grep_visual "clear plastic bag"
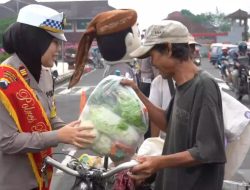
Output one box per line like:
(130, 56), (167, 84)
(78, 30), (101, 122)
(79, 75), (148, 162)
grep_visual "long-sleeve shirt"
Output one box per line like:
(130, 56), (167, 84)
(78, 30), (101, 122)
(0, 54), (64, 190)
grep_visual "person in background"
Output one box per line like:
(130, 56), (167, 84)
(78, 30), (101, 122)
(231, 41), (250, 100)
(0, 5), (95, 190)
(121, 20), (226, 190)
(148, 73), (174, 138)
(217, 46), (229, 78)
(218, 46), (229, 65)
(138, 57), (159, 97)
(138, 57), (159, 139)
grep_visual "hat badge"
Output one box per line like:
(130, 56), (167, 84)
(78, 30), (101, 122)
(40, 18), (63, 33)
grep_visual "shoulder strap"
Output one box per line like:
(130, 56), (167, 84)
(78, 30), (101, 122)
(165, 77), (175, 122)
(167, 77), (175, 97)
(166, 95), (174, 122)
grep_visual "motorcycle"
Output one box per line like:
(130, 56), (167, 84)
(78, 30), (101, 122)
(237, 63), (250, 101)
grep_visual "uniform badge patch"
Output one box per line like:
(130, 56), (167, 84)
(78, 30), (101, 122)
(4, 71), (17, 82)
(19, 66), (28, 78)
(0, 70), (18, 89)
(0, 79), (9, 89)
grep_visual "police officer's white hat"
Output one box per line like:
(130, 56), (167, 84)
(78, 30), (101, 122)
(17, 4), (67, 41)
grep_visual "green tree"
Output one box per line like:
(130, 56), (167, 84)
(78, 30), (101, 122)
(0, 17), (16, 47)
(181, 9), (195, 18)
(0, 52), (10, 63)
(208, 8), (231, 32)
(180, 9), (231, 32)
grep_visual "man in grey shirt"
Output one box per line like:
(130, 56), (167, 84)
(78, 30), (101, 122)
(121, 20), (226, 190)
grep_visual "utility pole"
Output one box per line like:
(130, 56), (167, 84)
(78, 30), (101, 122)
(0, 4), (17, 15)
(0, 0), (31, 16)
(16, 0), (19, 13)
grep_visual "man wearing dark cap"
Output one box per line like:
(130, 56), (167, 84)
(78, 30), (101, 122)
(121, 20), (226, 190)
(69, 9), (141, 88)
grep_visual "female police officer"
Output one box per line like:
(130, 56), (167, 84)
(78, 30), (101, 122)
(0, 4), (95, 190)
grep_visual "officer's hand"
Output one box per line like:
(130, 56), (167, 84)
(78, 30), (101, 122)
(57, 120), (96, 148)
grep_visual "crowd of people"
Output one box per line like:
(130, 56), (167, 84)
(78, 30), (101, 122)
(1, 3), (250, 190)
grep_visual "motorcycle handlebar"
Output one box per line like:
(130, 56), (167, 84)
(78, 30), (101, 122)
(44, 156), (138, 179)
(44, 156), (80, 177)
(103, 159), (138, 178)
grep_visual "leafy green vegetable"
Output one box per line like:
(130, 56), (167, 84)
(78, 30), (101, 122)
(114, 89), (147, 132)
(80, 75), (148, 162)
(86, 105), (140, 145)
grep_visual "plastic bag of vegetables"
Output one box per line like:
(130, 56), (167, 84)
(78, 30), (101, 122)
(79, 75), (148, 162)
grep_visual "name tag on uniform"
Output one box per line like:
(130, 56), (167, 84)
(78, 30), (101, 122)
(50, 98), (57, 118)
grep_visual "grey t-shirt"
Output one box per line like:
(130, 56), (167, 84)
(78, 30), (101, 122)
(154, 71), (226, 190)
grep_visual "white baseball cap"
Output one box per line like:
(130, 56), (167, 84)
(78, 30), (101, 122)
(130, 20), (189, 58)
(188, 34), (201, 46)
(17, 4), (67, 41)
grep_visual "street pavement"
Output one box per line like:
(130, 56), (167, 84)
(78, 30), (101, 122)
(51, 58), (250, 190)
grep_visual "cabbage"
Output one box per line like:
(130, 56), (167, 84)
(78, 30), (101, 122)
(80, 75), (148, 162)
(87, 106), (140, 145)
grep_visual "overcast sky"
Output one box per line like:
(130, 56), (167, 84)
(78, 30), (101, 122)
(108, 0), (250, 29)
(1, 0), (249, 30)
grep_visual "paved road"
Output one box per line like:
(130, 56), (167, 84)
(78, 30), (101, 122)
(50, 58), (250, 190)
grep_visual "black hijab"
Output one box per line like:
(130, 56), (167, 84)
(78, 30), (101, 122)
(3, 23), (53, 82)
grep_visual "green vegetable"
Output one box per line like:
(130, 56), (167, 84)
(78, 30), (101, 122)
(86, 105), (139, 145)
(114, 89), (147, 133)
(80, 75), (148, 162)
